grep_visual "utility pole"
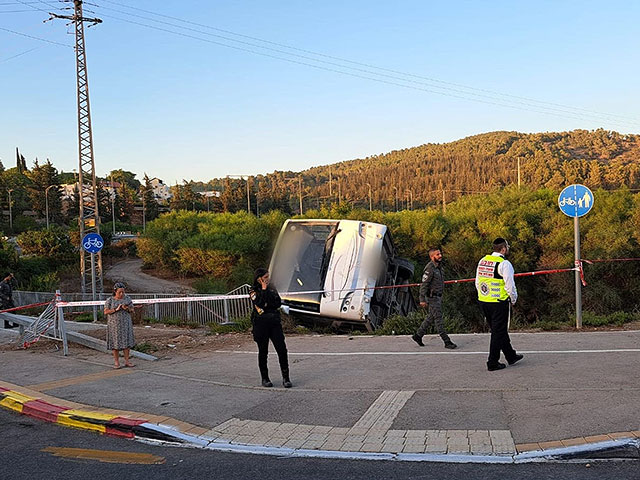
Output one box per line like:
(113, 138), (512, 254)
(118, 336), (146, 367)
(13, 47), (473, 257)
(329, 167), (332, 198)
(442, 189), (446, 214)
(517, 157), (521, 189)
(227, 175), (251, 213)
(366, 183), (372, 211)
(49, 1), (103, 297)
(298, 176), (303, 215)
(7, 189), (13, 233)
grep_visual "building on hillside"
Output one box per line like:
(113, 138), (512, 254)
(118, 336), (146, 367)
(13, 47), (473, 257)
(149, 177), (172, 204)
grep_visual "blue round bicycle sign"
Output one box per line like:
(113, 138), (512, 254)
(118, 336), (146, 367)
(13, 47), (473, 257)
(558, 184), (594, 218)
(82, 233), (104, 253)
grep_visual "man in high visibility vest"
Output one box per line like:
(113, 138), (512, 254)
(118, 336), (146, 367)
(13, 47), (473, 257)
(475, 238), (523, 371)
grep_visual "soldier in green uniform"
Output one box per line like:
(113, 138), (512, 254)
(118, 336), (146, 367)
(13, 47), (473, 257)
(412, 248), (457, 349)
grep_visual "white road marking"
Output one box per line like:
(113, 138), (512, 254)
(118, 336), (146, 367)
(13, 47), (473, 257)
(215, 349), (640, 356)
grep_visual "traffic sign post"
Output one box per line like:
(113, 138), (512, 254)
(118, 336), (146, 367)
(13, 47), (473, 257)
(82, 233), (104, 322)
(558, 184), (594, 329)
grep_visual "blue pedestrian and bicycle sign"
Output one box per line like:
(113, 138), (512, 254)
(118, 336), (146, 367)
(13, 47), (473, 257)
(82, 233), (104, 253)
(558, 184), (594, 218)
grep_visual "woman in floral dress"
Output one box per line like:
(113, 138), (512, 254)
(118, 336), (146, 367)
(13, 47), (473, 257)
(104, 282), (136, 369)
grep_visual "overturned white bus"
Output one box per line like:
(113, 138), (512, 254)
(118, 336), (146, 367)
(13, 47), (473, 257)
(269, 219), (416, 330)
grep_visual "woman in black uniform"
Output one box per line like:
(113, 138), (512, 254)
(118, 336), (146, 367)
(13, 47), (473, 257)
(250, 268), (292, 388)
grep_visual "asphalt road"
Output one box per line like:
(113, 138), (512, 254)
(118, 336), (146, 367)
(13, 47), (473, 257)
(104, 258), (195, 294)
(1, 410), (637, 480)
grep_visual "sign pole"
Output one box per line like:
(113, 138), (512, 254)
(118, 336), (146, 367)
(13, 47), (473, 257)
(90, 252), (97, 322)
(558, 184), (593, 330)
(574, 216), (582, 328)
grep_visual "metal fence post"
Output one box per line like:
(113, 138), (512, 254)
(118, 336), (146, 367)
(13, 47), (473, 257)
(223, 298), (229, 323)
(154, 294), (159, 321)
(186, 299), (192, 322)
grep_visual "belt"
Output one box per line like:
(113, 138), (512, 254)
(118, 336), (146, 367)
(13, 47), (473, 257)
(428, 293), (442, 298)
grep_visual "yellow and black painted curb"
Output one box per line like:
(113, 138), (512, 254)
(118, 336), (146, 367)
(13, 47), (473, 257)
(0, 382), (190, 443)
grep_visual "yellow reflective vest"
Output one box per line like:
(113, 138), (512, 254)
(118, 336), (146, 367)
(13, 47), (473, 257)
(476, 254), (509, 303)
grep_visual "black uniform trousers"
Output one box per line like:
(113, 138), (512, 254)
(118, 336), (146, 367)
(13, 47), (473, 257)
(480, 299), (517, 365)
(252, 315), (289, 380)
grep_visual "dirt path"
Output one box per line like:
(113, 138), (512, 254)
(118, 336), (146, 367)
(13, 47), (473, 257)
(104, 258), (195, 294)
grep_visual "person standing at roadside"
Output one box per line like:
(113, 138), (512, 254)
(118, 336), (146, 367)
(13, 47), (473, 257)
(411, 248), (457, 349)
(250, 268), (292, 388)
(1, 273), (17, 328)
(475, 238), (523, 371)
(104, 282), (136, 369)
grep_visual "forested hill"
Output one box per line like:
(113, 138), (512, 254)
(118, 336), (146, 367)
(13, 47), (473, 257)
(203, 129), (640, 212)
(302, 129), (640, 205)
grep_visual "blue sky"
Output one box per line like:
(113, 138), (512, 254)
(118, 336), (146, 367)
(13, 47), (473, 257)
(1, 0), (639, 185)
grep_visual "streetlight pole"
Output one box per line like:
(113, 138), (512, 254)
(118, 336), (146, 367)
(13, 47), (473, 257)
(366, 183), (372, 211)
(298, 176), (303, 215)
(45, 185), (55, 229)
(110, 175), (116, 236)
(141, 193), (146, 233)
(7, 189), (13, 233)
(227, 175), (251, 213)
(406, 189), (413, 210)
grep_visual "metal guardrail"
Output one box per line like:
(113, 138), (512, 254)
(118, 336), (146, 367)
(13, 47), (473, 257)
(13, 285), (252, 325)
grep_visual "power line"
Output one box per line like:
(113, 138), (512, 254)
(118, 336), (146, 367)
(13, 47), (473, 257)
(0, 25), (72, 46)
(83, 7), (640, 129)
(0, 46), (39, 62)
(94, 0), (640, 126)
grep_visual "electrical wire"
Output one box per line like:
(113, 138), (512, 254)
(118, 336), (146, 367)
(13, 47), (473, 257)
(0, 46), (39, 61)
(86, 7), (640, 130)
(0, 25), (72, 46)
(94, 0), (640, 125)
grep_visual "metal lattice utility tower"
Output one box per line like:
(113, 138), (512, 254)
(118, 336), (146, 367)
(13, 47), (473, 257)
(49, 1), (103, 295)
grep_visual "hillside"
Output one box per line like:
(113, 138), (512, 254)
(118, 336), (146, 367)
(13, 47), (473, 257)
(204, 129), (640, 212)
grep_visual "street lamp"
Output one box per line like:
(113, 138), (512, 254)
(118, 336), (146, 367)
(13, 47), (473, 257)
(227, 175), (251, 213)
(392, 186), (399, 212)
(45, 185), (56, 229)
(141, 193), (146, 233)
(7, 189), (13, 233)
(405, 189), (413, 210)
(110, 175), (116, 236)
(366, 183), (372, 211)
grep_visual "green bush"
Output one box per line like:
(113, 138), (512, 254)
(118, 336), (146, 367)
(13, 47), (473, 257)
(580, 310), (634, 327)
(17, 227), (74, 260)
(193, 276), (230, 294)
(22, 271), (59, 292)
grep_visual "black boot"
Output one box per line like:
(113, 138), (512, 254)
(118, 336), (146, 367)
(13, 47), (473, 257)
(411, 334), (425, 347)
(261, 377), (273, 387)
(441, 334), (457, 349)
(281, 368), (292, 388)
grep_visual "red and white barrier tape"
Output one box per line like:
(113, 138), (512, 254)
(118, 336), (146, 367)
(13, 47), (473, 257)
(12, 259), (634, 309)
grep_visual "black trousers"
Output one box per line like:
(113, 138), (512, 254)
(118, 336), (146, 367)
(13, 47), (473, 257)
(480, 300), (517, 365)
(253, 317), (289, 380)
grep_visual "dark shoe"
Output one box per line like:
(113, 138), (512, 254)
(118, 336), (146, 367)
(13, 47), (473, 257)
(444, 340), (457, 349)
(508, 354), (524, 365)
(411, 334), (424, 347)
(487, 362), (506, 371)
(281, 368), (292, 388)
(261, 378), (273, 387)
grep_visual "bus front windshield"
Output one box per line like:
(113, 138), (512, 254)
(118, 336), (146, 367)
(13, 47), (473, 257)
(271, 222), (338, 308)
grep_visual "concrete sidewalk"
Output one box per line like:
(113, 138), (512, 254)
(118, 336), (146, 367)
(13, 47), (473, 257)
(1, 330), (639, 462)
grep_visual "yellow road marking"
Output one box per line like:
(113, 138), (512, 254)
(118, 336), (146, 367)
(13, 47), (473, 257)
(42, 447), (165, 464)
(28, 368), (134, 392)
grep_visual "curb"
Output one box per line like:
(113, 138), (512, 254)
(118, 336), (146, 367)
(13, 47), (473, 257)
(1, 382), (638, 463)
